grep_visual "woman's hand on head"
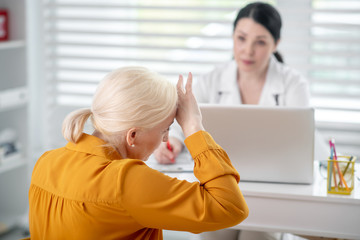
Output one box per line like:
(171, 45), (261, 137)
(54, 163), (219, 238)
(176, 73), (204, 138)
(153, 137), (183, 164)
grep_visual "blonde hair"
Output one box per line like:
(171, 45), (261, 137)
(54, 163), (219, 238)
(62, 66), (177, 144)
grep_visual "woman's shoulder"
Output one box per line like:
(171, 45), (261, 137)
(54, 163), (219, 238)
(270, 57), (307, 84)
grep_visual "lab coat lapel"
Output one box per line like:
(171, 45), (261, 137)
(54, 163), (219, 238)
(218, 60), (241, 104)
(259, 56), (285, 106)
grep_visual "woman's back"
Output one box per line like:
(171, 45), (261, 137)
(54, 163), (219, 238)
(29, 134), (159, 239)
(29, 133), (249, 239)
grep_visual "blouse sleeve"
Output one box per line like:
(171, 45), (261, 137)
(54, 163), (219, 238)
(120, 131), (249, 233)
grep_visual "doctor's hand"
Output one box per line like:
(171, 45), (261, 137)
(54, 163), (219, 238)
(176, 73), (204, 138)
(153, 137), (183, 164)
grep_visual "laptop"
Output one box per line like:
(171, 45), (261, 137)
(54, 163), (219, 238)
(200, 104), (315, 184)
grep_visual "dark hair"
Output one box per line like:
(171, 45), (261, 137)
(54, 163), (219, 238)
(233, 2), (284, 63)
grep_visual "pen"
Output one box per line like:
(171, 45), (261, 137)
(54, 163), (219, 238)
(342, 156), (354, 175)
(338, 156), (354, 186)
(329, 139), (338, 189)
(328, 140), (333, 191)
(273, 94), (279, 106)
(331, 142), (338, 189)
(167, 141), (175, 163)
(331, 139), (349, 191)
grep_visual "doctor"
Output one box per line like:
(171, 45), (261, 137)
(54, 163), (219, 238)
(154, 2), (310, 166)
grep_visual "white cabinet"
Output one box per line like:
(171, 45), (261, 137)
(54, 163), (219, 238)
(0, 0), (29, 234)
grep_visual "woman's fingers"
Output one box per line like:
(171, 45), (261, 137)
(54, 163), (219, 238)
(175, 72), (204, 138)
(154, 142), (176, 164)
(177, 74), (184, 94)
(178, 72), (193, 94)
(185, 72), (193, 93)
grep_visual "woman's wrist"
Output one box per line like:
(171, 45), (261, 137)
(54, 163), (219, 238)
(182, 123), (204, 138)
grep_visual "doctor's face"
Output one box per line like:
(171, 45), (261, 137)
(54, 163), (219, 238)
(233, 18), (278, 74)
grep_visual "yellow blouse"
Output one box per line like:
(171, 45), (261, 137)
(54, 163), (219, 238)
(29, 131), (248, 240)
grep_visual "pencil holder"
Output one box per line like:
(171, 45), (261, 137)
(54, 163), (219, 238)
(327, 156), (356, 195)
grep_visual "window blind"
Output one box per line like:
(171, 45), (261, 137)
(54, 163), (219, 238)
(308, 0), (360, 157)
(40, 0), (360, 158)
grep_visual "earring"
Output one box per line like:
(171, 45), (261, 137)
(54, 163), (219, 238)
(131, 144), (135, 147)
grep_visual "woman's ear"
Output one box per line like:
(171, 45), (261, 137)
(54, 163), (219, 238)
(126, 128), (138, 147)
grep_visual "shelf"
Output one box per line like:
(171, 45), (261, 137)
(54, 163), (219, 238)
(0, 152), (26, 174)
(0, 1), (29, 237)
(0, 87), (28, 112)
(0, 40), (25, 50)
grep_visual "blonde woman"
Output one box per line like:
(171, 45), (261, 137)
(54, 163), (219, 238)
(28, 67), (249, 239)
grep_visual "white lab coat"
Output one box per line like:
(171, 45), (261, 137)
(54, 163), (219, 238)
(171, 56), (311, 140)
(193, 56), (310, 106)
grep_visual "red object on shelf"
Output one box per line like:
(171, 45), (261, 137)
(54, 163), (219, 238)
(0, 9), (9, 41)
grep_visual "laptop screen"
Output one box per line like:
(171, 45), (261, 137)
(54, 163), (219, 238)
(200, 104), (315, 184)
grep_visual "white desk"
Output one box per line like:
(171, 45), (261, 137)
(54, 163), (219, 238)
(165, 162), (360, 239)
